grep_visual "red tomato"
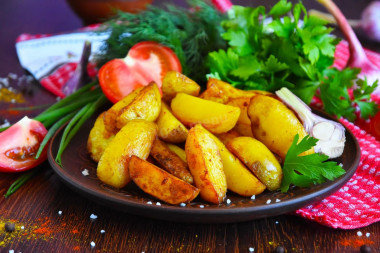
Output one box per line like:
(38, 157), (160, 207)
(0, 117), (48, 173)
(99, 41), (182, 103)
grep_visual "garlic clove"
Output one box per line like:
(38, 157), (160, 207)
(312, 121), (335, 141)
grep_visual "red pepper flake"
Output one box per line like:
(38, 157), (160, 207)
(340, 238), (374, 247)
(73, 246), (81, 251)
(72, 229), (79, 234)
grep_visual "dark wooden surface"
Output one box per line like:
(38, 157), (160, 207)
(0, 0), (379, 252)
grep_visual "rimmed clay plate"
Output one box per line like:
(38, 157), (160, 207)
(48, 109), (360, 223)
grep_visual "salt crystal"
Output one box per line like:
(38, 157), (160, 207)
(90, 241), (95, 248)
(58, 211), (62, 215)
(366, 232), (370, 237)
(90, 214), (97, 220)
(180, 203), (186, 207)
(100, 230), (105, 234)
(357, 231), (363, 237)
(21, 226), (24, 230)
(9, 250), (14, 253)
(266, 199), (271, 204)
(251, 195), (256, 200)
(156, 202), (161, 206)
(275, 199), (281, 203)
(199, 205), (204, 208)
(226, 199), (231, 205)
(147, 201), (152, 205)
(275, 221), (279, 224)
(82, 169), (89, 176)
(249, 247), (254, 252)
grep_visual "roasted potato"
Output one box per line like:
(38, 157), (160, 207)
(166, 144), (187, 163)
(97, 120), (157, 188)
(199, 78), (272, 103)
(226, 97), (254, 137)
(129, 156), (200, 204)
(116, 82), (161, 129)
(156, 102), (188, 143)
(203, 127), (266, 196)
(227, 137), (283, 191)
(150, 138), (193, 184)
(248, 95), (313, 159)
(87, 112), (115, 162)
(185, 124), (227, 204)
(162, 71), (200, 102)
(216, 130), (241, 145)
(171, 93), (240, 134)
(103, 87), (143, 133)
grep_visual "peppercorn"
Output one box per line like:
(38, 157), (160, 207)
(274, 245), (285, 253)
(360, 245), (372, 253)
(4, 222), (16, 232)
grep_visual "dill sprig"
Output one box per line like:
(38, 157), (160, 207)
(96, 0), (226, 84)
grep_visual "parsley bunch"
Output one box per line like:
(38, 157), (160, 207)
(207, 0), (378, 121)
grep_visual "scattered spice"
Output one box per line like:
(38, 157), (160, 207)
(73, 246), (81, 251)
(339, 238), (374, 247)
(4, 222), (16, 233)
(72, 229), (79, 234)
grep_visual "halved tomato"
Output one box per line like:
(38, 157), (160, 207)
(0, 116), (48, 173)
(99, 41), (182, 103)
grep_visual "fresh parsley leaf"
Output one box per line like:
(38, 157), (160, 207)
(269, 0), (292, 18)
(280, 134), (346, 192)
(353, 78), (379, 119)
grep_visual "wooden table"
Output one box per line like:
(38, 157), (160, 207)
(0, 0), (379, 252)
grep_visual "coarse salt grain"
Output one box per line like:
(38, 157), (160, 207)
(226, 199), (231, 205)
(251, 195), (256, 200)
(199, 205), (204, 208)
(249, 247), (254, 252)
(275, 221), (279, 224)
(357, 231), (363, 237)
(100, 230), (105, 234)
(58, 211), (62, 215)
(275, 199), (281, 203)
(180, 203), (186, 207)
(90, 241), (95, 248)
(147, 201), (152, 205)
(266, 199), (271, 204)
(21, 226), (24, 230)
(90, 214), (97, 220)
(366, 232), (370, 237)
(82, 169), (89, 176)
(156, 202), (161, 206)
(9, 250), (14, 253)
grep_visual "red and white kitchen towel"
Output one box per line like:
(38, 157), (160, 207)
(15, 30), (380, 229)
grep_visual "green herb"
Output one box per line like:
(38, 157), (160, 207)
(280, 134), (346, 192)
(4, 167), (42, 198)
(207, 0), (378, 121)
(97, 0), (226, 84)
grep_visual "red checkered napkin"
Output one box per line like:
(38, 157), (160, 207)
(16, 30), (380, 229)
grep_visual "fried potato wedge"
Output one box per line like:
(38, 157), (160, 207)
(166, 144), (187, 163)
(116, 82), (161, 129)
(162, 71), (200, 102)
(103, 87), (143, 133)
(156, 102), (188, 143)
(87, 112), (115, 162)
(203, 127), (266, 196)
(227, 137), (283, 191)
(216, 130), (241, 145)
(226, 97), (254, 137)
(185, 124), (227, 204)
(248, 95), (313, 159)
(150, 138), (193, 184)
(129, 156), (200, 205)
(199, 78), (272, 104)
(97, 120), (157, 189)
(171, 93), (240, 134)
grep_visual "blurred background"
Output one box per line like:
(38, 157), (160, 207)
(0, 0), (377, 77)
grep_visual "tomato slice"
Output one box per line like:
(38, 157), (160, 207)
(99, 41), (182, 103)
(0, 117), (48, 173)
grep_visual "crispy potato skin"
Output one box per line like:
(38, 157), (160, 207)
(227, 137), (283, 191)
(226, 97), (254, 137)
(203, 128), (266, 196)
(166, 144), (187, 163)
(248, 95), (312, 159)
(185, 124), (227, 204)
(129, 156), (199, 205)
(103, 87), (143, 133)
(97, 120), (157, 189)
(87, 112), (115, 162)
(156, 102), (188, 143)
(150, 138), (193, 185)
(171, 93), (240, 134)
(116, 82), (161, 129)
(162, 71), (200, 102)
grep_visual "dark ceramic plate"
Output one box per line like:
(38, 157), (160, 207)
(47, 110), (360, 223)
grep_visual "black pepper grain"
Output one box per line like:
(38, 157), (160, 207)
(4, 222), (16, 232)
(360, 245), (372, 253)
(274, 245), (285, 253)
